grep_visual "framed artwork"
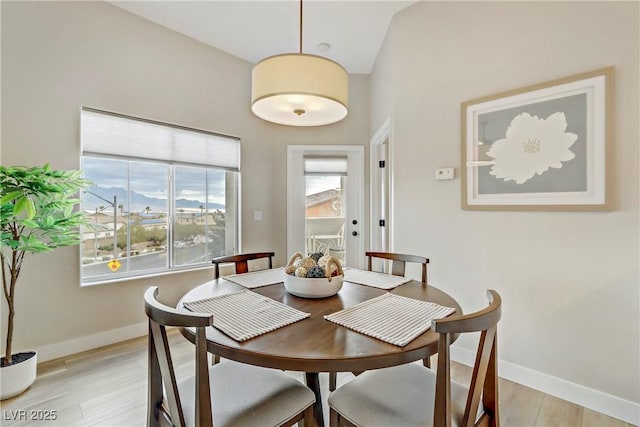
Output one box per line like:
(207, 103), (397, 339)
(461, 67), (613, 211)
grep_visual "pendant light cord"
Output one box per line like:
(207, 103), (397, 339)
(299, 0), (303, 54)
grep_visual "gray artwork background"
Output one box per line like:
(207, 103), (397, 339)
(476, 93), (587, 195)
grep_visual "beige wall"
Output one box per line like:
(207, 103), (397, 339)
(373, 0), (638, 407)
(1, 1), (369, 355)
(3, 0), (638, 419)
(369, 24), (393, 135)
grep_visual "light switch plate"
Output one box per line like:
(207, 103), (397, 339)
(435, 168), (454, 180)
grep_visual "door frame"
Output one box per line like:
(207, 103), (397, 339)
(370, 118), (393, 254)
(287, 145), (365, 268)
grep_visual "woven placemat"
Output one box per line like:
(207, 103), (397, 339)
(343, 268), (412, 289)
(325, 293), (455, 346)
(222, 268), (285, 289)
(183, 290), (310, 342)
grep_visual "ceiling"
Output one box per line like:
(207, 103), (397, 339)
(109, 1), (416, 74)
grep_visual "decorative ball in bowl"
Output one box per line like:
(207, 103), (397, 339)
(283, 252), (344, 298)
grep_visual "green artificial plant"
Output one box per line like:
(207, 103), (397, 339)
(1, 164), (91, 366)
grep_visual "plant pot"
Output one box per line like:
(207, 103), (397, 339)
(1, 351), (37, 400)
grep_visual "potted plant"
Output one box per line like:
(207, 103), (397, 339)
(1, 164), (91, 399)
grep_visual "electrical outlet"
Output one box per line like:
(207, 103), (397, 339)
(435, 168), (454, 181)
(253, 211), (263, 221)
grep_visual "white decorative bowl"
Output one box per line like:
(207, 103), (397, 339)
(283, 274), (344, 298)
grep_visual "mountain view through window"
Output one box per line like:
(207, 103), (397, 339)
(81, 157), (236, 284)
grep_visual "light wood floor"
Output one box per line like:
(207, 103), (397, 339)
(0, 330), (634, 427)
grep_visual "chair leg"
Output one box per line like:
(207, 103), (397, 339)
(329, 407), (339, 427)
(211, 353), (220, 366)
(147, 326), (163, 427)
(423, 356), (431, 368)
(329, 372), (337, 392)
(302, 406), (314, 427)
(329, 408), (357, 427)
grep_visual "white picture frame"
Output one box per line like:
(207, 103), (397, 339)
(461, 67), (613, 211)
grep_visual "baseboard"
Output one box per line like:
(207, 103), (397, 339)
(35, 322), (148, 363)
(451, 346), (640, 425)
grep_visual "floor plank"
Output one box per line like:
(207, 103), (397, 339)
(582, 408), (631, 427)
(535, 394), (583, 427)
(500, 377), (545, 427)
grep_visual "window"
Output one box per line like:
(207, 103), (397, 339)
(304, 156), (347, 263)
(80, 108), (239, 285)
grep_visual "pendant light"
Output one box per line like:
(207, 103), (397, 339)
(251, 0), (348, 126)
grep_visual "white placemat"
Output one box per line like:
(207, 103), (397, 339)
(324, 293), (455, 346)
(343, 268), (412, 290)
(223, 267), (285, 289)
(183, 290), (310, 342)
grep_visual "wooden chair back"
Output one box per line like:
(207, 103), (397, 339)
(365, 251), (429, 284)
(432, 289), (502, 427)
(144, 286), (214, 427)
(211, 252), (275, 279)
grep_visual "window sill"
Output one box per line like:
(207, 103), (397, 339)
(81, 265), (213, 287)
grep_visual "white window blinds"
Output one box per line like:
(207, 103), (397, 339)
(304, 156), (348, 176)
(81, 108), (240, 171)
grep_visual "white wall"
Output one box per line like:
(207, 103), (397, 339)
(0, 1), (369, 358)
(372, 0), (639, 420)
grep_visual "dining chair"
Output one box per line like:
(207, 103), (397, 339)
(144, 286), (315, 427)
(366, 251), (429, 284)
(369, 252), (433, 362)
(211, 252), (275, 279)
(328, 251), (431, 391)
(330, 223), (346, 256)
(328, 289), (502, 427)
(210, 252), (275, 365)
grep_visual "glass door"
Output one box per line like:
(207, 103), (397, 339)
(287, 146), (364, 268)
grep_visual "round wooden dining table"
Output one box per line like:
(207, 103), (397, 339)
(178, 277), (461, 427)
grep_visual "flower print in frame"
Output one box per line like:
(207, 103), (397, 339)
(461, 67), (612, 211)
